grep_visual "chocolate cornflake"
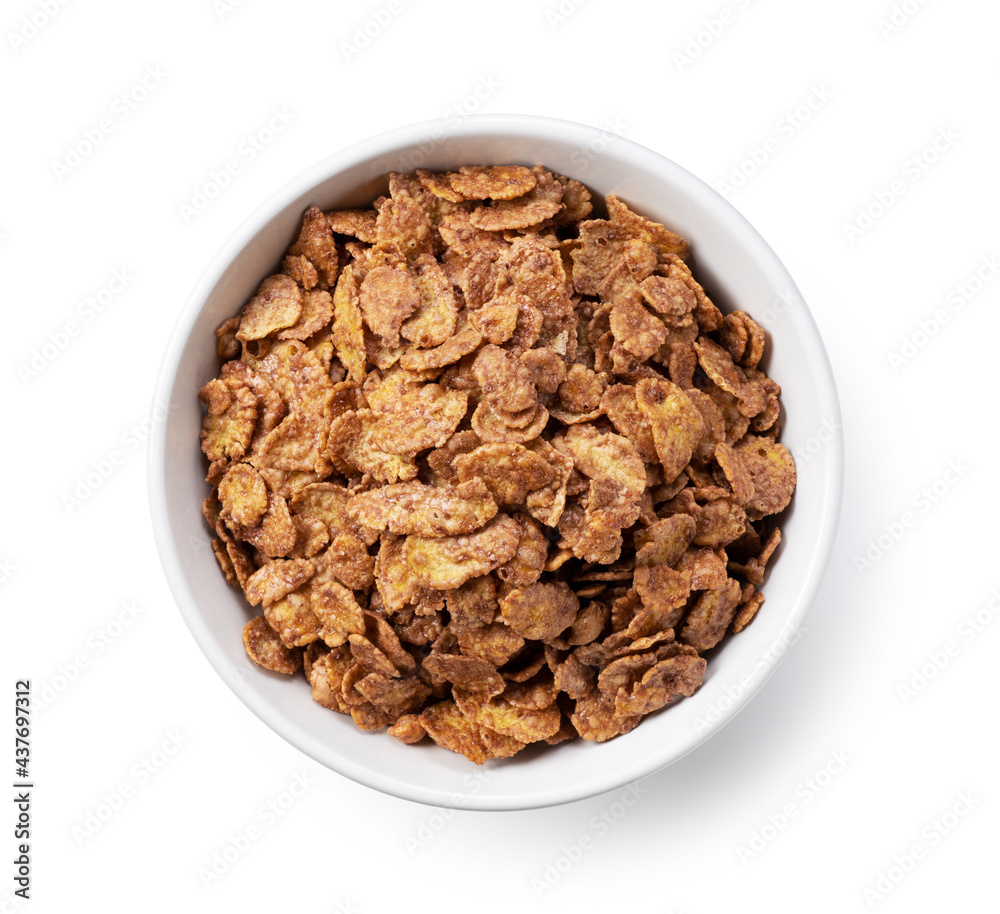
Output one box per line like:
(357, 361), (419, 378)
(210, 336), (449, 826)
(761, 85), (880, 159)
(200, 164), (797, 763)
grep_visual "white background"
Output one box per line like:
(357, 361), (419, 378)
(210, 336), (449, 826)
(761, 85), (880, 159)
(3, 0), (998, 911)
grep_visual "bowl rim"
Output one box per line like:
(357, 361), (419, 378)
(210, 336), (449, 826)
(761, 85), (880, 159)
(148, 113), (844, 810)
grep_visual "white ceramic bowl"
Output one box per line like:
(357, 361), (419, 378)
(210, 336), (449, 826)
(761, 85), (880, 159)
(149, 114), (842, 810)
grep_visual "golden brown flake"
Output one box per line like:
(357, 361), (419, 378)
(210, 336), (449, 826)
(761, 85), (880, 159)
(331, 264), (367, 384)
(401, 253), (458, 348)
(504, 669), (558, 710)
(599, 384), (658, 464)
(680, 579), (743, 651)
(606, 195), (689, 253)
(469, 167), (563, 231)
(453, 690), (561, 743)
(199, 377), (258, 464)
(264, 590), (322, 648)
(311, 580), (366, 644)
(470, 400), (549, 445)
(420, 700), (524, 764)
(370, 384), (468, 456)
(348, 633), (400, 679)
(422, 653), (505, 696)
(554, 424), (646, 504)
(521, 347), (567, 394)
(694, 336), (766, 417)
(415, 169), (466, 203)
(282, 254), (318, 291)
(614, 652), (706, 716)
(634, 378), (706, 482)
(325, 208), (378, 243)
(553, 651), (597, 699)
(288, 514), (330, 559)
(692, 496), (747, 548)
(374, 184), (434, 263)
(289, 205), (340, 288)
(633, 565), (692, 630)
(359, 264), (421, 347)
(217, 462), (268, 528)
(236, 275), (303, 342)
(275, 289), (334, 341)
(732, 436), (797, 519)
(243, 616), (302, 674)
(426, 429), (481, 486)
(472, 343), (538, 414)
(402, 514), (521, 590)
(215, 317), (241, 360)
(500, 582), (579, 642)
(243, 557), (314, 607)
(328, 410), (418, 484)
(523, 437), (574, 527)
(347, 479), (497, 536)
(496, 514), (549, 587)
(356, 672), (432, 717)
(638, 274), (697, 321)
(557, 363), (604, 415)
(610, 291), (668, 361)
(732, 588), (766, 633)
(455, 443), (554, 505)
(445, 575), (498, 633)
(387, 713), (427, 744)
(239, 492), (298, 559)
(449, 165), (537, 200)
(570, 689), (641, 742)
(456, 622), (526, 667)
(398, 317), (482, 370)
(374, 534), (425, 612)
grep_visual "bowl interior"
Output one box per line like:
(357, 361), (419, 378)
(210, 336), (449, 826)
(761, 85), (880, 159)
(150, 115), (842, 810)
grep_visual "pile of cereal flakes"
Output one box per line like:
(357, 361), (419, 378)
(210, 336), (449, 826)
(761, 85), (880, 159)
(199, 165), (796, 764)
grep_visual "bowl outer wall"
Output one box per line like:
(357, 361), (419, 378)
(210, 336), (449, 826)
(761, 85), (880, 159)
(149, 114), (843, 810)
